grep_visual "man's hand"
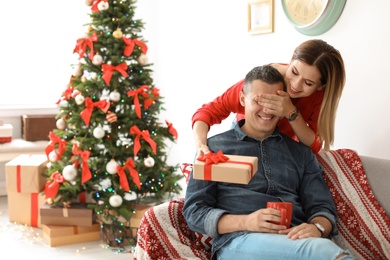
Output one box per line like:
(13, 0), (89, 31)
(278, 223), (322, 239)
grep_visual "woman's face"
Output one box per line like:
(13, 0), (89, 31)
(285, 60), (324, 98)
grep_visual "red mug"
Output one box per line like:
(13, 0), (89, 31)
(266, 201), (293, 228)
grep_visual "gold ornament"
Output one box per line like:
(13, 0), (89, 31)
(113, 28), (123, 39)
(47, 198), (53, 205)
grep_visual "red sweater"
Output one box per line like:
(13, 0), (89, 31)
(192, 79), (324, 153)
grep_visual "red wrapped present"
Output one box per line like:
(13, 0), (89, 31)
(5, 154), (48, 193)
(193, 150), (258, 184)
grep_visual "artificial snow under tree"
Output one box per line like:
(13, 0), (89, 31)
(43, 0), (182, 246)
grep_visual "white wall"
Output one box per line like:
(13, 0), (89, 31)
(134, 0), (390, 166)
(2, 1), (389, 192)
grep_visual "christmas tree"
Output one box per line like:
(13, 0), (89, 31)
(43, 0), (182, 245)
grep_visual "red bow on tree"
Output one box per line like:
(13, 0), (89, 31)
(45, 171), (65, 199)
(45, 131), (67, 160)
(73, 32), (97, 60)
(130, 125), (157, 157)
(71, 144), (92, 184)
(80, 97), (110, 126)
(126, 85), (153, 118)
(165, 120), (178, 140)
(101, 63), (128, 85)
(123, 37), (148, 56)
(116, 158), (141, 190)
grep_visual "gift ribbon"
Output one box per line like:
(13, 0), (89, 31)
(71, 143), (92, 184)
(130, 125), (157, 156)
(45, 171), (65, 199)
(30, 193), (39, 227)
(101, 63), (128, 85)
(16, 165), (21, 193)
(45, 131), (67, 159)
(62, 201), (71, 217)
(165, 120), (178, 140)
(80, 97), (110, 126)
(123, 37), (148, 56)
(73, 32), (97, 60)
(126, 85), (152, 118)
(197, 150), (255, 181)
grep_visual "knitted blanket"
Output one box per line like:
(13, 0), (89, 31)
(134, 149), (390, 260)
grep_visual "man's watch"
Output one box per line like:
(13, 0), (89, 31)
(286, 106), (299, 122)
(313, 222), (325, 237)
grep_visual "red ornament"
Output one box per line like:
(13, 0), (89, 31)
(106, 112), (117, 123)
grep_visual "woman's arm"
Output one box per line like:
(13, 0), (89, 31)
(192, 80), (245, 153)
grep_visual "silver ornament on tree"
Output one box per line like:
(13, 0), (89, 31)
(109, 90), (121, 102)
(92, 54), (103, 65)
(75, 94), (85, 105)
(48, 151), (58, 162)
(106, 159), (119, 174)
(56, 118), (66, 130)
(98, 1), (109, 11)
(62, 165), (78, 181)
(137, 53), (148, 65)
(109, 194), (123, 207)
(144, 157), (155, 167)
(93, 126), (105, 139)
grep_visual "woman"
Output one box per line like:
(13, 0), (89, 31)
(192, 39), (346, 154)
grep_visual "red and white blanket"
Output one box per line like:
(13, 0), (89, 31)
(134, 149), (390, 260)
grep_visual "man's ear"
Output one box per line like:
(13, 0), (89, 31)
(239, 91), (245, 107)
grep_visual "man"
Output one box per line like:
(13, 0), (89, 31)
(183, 65), (353, 260)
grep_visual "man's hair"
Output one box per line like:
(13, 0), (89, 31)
(243, 65), (285, 94)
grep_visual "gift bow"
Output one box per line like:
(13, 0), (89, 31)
(126, 85), (153, 118)
(101, 63), (128, 85)
(130, 125), (157, 156)
(197, 150), (229, 165)
(123, 37), (148, 56)
(73, 32), (97, 60)
(165, 120), (178, 140)
(71, 144), (92, 184)
(45, 171), (65, 199)
(116, 158), (141, 190)
(45, 131), (67, 159)
(80, 97), (110, 126)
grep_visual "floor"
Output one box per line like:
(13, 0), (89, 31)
(0, 196), (134, 260)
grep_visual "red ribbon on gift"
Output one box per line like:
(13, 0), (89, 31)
(30, 193), (39, 227)
(91, 0), (108, 12)
(80, 97), (110, 126)
(45, 131), (67, 159)
(71, 144), (92, 184)
(45, 171), (65, 199)
(123, 37), (148, 56)
(126, 85), (152, 118)
(116, 158), (141, 190)
(165, 120), (178, 140)
(101, 62), (128, 85)
(73, 32), (97, 60)
(197, 150), (255, 181)
(130, 125), (157, 156)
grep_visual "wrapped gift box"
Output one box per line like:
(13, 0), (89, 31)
(22, 114), (57, 141)
(0, 123), (13, 143)
(40, 203), (95, 227)
(7, 191), (46, 228)
(42, 223), (101, 247)
(5, 154), (48, 193)
(193, 154), (258, 184)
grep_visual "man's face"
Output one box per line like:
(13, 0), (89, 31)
(240, 80), (284, 140)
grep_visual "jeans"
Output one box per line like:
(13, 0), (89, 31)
(216, 233), (354, 260)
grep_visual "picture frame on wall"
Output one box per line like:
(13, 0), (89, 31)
(248, 0), (274, 34)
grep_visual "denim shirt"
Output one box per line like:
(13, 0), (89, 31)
(183, 120), (338, 259)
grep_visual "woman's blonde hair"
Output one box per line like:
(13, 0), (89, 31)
(292, 39), (346, 151)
